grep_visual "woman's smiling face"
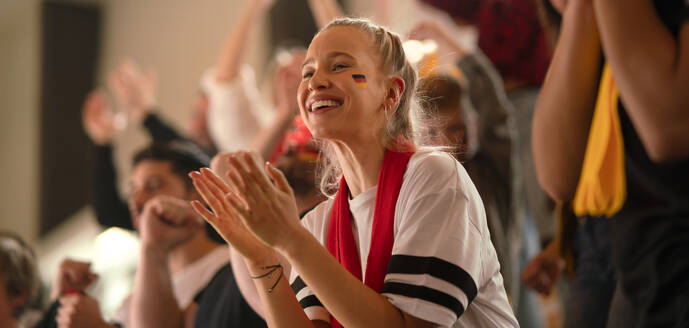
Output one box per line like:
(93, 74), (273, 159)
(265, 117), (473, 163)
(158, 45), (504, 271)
(298, 26), (390, 143)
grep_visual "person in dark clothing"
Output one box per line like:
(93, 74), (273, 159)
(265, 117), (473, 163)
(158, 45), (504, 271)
(84, 57), (216, 231)
(83, 87), (225, 245)
(193, 264), (266, 328)
(532, 0), (689, 326)
(522, 3), (617, 327)
(90, 109), (189, 230)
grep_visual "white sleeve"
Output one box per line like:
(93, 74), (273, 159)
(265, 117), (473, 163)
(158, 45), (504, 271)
(383, 153), (488, 328)
(200, 66), (265, 152)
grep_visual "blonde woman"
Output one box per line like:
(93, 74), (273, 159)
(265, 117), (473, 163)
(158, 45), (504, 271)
(191, 18), (517, 328)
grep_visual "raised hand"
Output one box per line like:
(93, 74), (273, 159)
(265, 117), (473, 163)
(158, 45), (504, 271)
(108, 59), (157, 123)
(521, 241), (564, 295)
(189, 165), (275, 265)
(138, 195), (204, 252)
(51, 259), (98, 301)
(81, 90), (116, 145)
(56, 294), (113, 328)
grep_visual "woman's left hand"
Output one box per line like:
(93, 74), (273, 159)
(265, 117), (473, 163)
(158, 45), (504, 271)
(224, 151), (304, 254)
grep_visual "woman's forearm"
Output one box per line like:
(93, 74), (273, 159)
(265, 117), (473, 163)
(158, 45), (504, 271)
(243, 251), (316, 328)
(308, 0), (344, 29)
(276, 228), (429, 328)
(215, 1), (271, 82)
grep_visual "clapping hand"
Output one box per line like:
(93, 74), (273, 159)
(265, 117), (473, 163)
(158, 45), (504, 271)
(190, 152), (302, 263)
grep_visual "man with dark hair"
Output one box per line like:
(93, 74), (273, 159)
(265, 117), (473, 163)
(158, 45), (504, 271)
(49, 142), (265, 328)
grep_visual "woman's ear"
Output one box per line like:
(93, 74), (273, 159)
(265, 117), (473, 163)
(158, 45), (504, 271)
(385, 76), (405, 111)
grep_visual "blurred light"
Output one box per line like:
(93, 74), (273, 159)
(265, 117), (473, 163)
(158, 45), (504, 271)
(94, 227), (139, 271)
(403, 39), (438, 65)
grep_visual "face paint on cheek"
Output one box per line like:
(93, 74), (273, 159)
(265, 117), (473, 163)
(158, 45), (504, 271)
(352, 74), (368, 88)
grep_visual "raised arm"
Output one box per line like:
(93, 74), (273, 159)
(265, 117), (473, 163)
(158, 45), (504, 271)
(250, 53), (304, 159)
(108, 61), (185, 142)
(81, 90), (134, 229)
(593, 0), (689, 162)
(214, 0), (275, 82)
(308, 0), (345, 29)
(532, 1), (601, 202)
(204, 0), (280, 152)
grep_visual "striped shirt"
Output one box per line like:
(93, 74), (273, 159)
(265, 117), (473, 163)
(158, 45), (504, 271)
(290, 151), (518, 327)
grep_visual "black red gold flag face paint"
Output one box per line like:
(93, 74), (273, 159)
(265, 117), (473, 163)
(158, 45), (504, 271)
(352, 74), (368, 88)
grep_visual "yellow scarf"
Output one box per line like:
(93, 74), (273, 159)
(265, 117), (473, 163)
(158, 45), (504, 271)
(572, 64), (626, 217)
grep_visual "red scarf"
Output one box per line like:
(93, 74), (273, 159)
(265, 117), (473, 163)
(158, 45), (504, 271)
(326, 149), (413, 328)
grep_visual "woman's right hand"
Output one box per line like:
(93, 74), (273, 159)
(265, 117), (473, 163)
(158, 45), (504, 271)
(189, 167), (276, 265)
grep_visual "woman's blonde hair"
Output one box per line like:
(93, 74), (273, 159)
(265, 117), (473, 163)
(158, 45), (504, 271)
(315, 18), (436, 196)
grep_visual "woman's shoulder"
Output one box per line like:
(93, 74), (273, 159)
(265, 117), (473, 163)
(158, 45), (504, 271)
(403, 149), (473, 194)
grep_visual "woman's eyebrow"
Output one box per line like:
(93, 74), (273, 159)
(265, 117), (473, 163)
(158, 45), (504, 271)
(327, 52), (355, 61)
(302, 52), (356, 68)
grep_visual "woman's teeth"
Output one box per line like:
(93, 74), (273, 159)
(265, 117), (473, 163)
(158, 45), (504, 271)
(311, 100), (342, 112)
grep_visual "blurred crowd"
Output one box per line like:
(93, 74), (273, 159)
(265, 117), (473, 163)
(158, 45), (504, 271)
(2, 0), (688, 327)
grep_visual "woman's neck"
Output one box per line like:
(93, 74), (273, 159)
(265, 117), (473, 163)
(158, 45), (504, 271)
(332, 139), (386, 198)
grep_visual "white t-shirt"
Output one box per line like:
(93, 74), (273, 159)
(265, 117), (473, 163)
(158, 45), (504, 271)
(289, 151), (518, 327)
(200, 65), (270, 152)
(113, 246), (230, 326)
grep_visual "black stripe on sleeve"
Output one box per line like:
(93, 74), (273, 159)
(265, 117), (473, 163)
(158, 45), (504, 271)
(291, 276), (324, 310)
(290, 275), (307, 296)
(299, 295), (324, 310)
(382, 281), (465, 318)
(386, 255), (478, 303)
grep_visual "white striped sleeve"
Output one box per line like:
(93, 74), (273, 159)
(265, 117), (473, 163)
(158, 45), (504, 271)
(383, 153), (487, 327)
(289, 271), (330, 322)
